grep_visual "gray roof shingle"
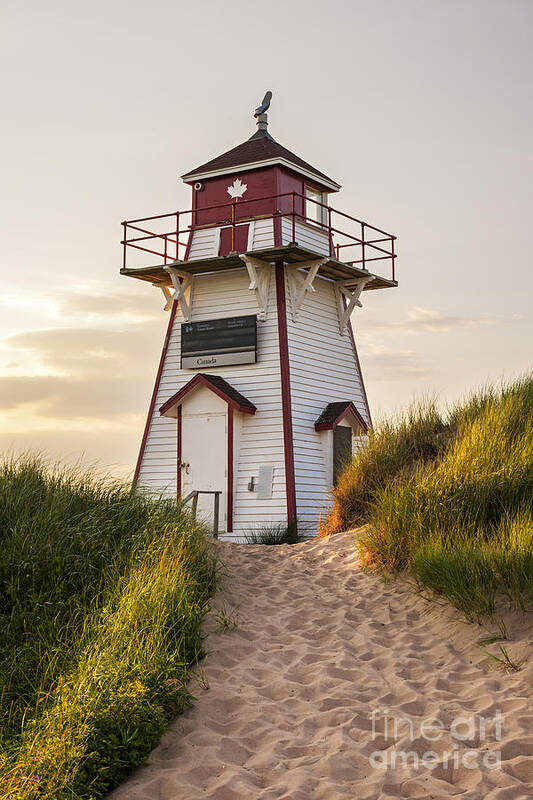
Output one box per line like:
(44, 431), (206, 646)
(182, 129), (339, 188)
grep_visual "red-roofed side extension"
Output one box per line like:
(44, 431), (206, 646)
(314, 401), (368, 432)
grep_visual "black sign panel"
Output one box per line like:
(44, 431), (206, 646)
(181, 315), (257, 369)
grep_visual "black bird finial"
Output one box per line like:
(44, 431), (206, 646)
(254, 91), (272, 118)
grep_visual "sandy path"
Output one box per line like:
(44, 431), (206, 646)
(110, 532), (533, 799)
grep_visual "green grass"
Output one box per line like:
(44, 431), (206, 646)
(322, 374), (533, 620)
(0, 455), (216, 799)
(244, 521), (300, 545)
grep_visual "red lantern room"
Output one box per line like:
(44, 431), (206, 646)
(121, 92), (397, 540)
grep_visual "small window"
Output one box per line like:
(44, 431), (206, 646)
(305, 186), (327, 226)
(333, 425), (352, 486)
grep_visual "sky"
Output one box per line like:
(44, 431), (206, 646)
(1, 0), (531, 477)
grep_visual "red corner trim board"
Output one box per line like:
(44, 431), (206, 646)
(275, 263), (297, 525)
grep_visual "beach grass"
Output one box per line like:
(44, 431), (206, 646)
(0, 455), (216, 799)
(321, 374), (533, 619)
(244, 521), (300, 545)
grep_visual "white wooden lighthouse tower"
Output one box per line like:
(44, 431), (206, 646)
(121, 93), (397, 540)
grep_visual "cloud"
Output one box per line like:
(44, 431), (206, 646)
(0, 375), (148, 418)
(363, 306), (517, 334)
(57, 290), (162, 321)
(362, 347), (431, 381)
(0, 322), (166, 419)
(0, 280), (168, 465)
(6, 325), (163, 378)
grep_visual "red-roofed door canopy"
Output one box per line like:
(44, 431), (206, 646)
(159, 373), (256, 418)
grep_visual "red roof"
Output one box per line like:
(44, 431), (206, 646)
(159, 373), (256, 416)
(314, 402), (368, 432)
(181, 129), (339, 189)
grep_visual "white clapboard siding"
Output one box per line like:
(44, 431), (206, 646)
(186, 218), (274, 263)
(186, 216), (327, 265)
(353, 434), (369, 456)
(286, 273), (368, 535)
(136, 267), (287, 542)
(187, 227), (220, 260)
(281, 217), (330, 256)
(251, 218), (275, 250)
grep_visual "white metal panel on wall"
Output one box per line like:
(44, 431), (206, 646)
(286, 273), (369, 535)
(187, 228), (220, 260)
(136, 267), (287, 541)
(281, 217), (330, 256)
(251, 218), (275, 251)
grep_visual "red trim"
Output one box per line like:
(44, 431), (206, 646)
(227, 405), (234, 532)
(177, 404), (182, 499)
(344, 297), (372, 428)
(275, 263), (297, 525)
(315, 402), (368, 432)
(273, 213), (282, 246)
(133, 302), (178, 486)
(159, 373), (256, 416)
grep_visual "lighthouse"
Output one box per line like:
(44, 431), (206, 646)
(121, 93), (397, 540)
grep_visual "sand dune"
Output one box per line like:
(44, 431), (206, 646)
(109, 531), (533, 799)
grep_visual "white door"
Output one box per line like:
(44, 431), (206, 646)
(181, 412), (227, 532)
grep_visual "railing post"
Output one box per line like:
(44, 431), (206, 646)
(328, 206), (333, 257)
(213, 493), (220, 539)
(176, 211), (180, 261)
(391, 237), (395, 282)
(291, 192), (296, 243)
(163, 234), (168, 264)
(361, 222), (366, 271)
(122, 222), (127, 269)
(231, 201), (236, 251)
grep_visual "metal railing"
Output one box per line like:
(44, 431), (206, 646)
(121, 191), (397, 281)
(181, 490), (221, 539)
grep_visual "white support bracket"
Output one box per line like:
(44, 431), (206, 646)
(239, 254), (272, 321)
(157, 284), (174, 312)
(286, 259), (328, 321)
(163, 266), (194, 320)
(334, 276), (374, 333)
